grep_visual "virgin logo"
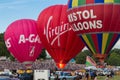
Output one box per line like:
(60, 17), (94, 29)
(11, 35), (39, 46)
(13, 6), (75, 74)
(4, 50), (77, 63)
(44, 16), (71, 46)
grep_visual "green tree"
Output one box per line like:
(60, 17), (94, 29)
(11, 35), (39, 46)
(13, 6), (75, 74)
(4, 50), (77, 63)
(75, 52), (86, 64)
(110, 48), (120, 55)
(83, 50), (93, 56)
(9, 55), (15, 61)
(107, 52), (120, 66)
(0, 33), (4, 42)
(37, 48), (47, 60)
(75, 50), (93, 64)
(0, 33), (10, 57)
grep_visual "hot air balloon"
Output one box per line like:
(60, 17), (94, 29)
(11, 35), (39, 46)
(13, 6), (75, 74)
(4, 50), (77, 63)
(37, 5), (84, 69)
(67, 0), (120, 64)
(4, 19), (43, 68)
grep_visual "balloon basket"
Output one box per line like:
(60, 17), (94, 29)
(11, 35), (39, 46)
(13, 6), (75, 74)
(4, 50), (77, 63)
(94, 54), (107, 68)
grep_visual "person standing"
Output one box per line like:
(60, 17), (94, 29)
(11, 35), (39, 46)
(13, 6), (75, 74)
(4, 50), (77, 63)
(93, 71), (97, 80)
(85, 71), (90, 80)
(54, 74), (60, 80)
(105, 75), (110, 80)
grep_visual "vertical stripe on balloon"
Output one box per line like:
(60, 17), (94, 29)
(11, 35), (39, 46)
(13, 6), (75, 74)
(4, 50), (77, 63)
(95, 0), (104, 3)
(78, 0), (86, 6)
(72, 0), (78, 7)
(91, 34), (99, 53)
(86, 34), (96, 53)
(80, 35), (93, 54)
(102, 33), (109, 54)
(86, 0), (94, 4)
(105, 0), (114, 3)
(79, 35), (92, 52)
(106, 33), (120, 54)
(81, 34), (96, 54)
(104, 33), (113, 54)
(114, 0), (120, 3)
(97, 33), (102, 54)
(68, 0), (73, 8)
(68, 0), (120, 9)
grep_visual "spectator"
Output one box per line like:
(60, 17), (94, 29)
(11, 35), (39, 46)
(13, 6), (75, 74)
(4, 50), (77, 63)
(110, 70), (114, 78)
(85, 71), (90, 80)
(93, 71), (97, 80)
(76, 74), (82, 80)
(54, 74), (60, 80)
(105, 75), (110, 80)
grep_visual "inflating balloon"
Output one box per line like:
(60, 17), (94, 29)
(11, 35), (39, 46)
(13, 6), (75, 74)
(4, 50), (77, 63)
(67, 0), (120, 63)
(37, 5), (84, 69)
(4, 19), (43, 68)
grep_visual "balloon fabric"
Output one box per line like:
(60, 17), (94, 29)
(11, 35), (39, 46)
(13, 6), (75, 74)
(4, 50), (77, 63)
(4, 19), (43, 68)
(37, 5), (84, 69)
(67, 0), (120, 62)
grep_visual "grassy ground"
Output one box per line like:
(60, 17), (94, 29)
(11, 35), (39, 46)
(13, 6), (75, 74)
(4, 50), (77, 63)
(81, 75), (120, 80)
(97, 75), (120, 80)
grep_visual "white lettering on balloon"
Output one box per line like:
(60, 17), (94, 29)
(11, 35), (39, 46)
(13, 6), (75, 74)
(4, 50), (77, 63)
(44, 16), (71, 46)
(68, 9), (103, 31)
(5, 38), (11, 48)
(29, 46), (35, 57)
(18, 34), (41, 44)
(5, 35), (40, 57)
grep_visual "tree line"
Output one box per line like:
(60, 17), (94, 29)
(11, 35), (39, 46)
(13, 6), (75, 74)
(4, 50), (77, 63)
(75, 49), (120, 66)
(1, 33), (120, 66)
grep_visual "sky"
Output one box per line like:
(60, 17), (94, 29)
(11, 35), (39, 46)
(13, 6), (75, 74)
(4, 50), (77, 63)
(0, 0), (120, 49)
(0, 0), (67, 33)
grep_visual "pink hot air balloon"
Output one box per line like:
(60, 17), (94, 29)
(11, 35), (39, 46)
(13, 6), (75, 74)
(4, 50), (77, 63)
(4, 19), (43, 67)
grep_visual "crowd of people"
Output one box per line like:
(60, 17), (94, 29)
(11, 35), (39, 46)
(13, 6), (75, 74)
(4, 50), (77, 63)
(0, 60), (85, 70)
(0, 60), (86, 80)
(0, 60), (116, 80)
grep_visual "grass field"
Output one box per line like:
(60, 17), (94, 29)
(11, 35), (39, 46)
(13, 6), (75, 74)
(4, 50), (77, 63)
(81, 75), (120, 80)
(97, 75), (120, 80)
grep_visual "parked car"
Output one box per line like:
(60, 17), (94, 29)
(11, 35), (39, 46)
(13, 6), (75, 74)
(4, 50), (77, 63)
(0, 76), (10, 80)
(102, 70), (110, 76)
(50, 71), (77, 80)
(97, 68), (110, 76)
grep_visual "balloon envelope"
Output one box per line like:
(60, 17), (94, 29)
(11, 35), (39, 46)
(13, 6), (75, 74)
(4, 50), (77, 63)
(67, 0), (120, 62)
(37, 5), (84, 68)
(4, 19), (43, 66)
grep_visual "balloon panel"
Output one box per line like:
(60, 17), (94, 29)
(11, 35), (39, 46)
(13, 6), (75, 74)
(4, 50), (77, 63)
(4, 19), (43, 63)
(67, 4), (120, 34)
(68, 0), (120, 9)
(67, 0), (120, 61)
(80, 33), (119, 56)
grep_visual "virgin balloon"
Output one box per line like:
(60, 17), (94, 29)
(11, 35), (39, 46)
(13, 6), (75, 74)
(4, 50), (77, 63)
(37, 5), (84, 69)
(4, 19), (43, 68)
(67, 0), (120, 64)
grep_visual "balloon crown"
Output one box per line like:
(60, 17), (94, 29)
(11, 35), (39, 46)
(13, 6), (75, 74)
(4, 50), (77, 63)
(68, 0), (120, 9)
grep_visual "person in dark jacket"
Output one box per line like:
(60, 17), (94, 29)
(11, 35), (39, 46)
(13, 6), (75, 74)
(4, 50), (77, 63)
(54, 74), (60, 80)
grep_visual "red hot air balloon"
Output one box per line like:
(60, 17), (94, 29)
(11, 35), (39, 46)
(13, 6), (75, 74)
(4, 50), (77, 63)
(4, 19), (43, 67)
(37, 5), (84, 69)
(67, 0), (120, 63)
